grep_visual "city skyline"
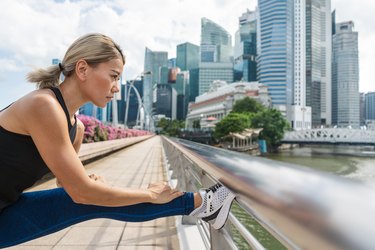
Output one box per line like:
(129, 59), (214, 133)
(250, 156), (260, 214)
(0, 0), (373, 109)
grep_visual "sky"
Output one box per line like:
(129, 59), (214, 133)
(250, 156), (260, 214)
(0, 0), (374, 109)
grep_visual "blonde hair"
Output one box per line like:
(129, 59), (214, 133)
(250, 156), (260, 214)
(27, 33), (125, 89)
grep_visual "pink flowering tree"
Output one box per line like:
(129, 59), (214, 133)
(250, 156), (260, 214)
(77, 115), (152, 143)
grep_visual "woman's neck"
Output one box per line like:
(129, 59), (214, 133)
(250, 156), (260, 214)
(58, 79), (86, 117)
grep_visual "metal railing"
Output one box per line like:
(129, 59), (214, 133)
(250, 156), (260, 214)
(161, 136), (375, 250)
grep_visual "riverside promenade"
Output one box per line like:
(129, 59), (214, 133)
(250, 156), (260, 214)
(5, 136), (182, 250)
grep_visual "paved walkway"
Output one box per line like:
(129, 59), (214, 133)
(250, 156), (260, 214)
(6, 136), (180, 250)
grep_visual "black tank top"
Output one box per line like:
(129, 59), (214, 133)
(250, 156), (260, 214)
(0, 87), (77, 211)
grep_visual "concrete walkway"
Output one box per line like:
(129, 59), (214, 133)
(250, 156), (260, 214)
(6, 136), (180, 250)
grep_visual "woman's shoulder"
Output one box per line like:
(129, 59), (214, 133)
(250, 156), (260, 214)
(0, 89), (64, 135)
(18, 89), (61, 113)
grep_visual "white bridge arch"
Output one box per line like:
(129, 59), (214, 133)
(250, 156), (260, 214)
(282, 128), (375, 146)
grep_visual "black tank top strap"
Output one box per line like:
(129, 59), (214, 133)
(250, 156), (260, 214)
(0, 103), (14, 112)
(49, 87), (77, 143)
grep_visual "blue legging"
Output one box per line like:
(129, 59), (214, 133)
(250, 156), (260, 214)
(0, 188), (195, 248)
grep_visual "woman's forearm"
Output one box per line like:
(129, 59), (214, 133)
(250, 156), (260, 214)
(67, 181), (153, 207)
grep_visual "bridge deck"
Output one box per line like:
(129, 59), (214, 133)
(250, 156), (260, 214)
(6, 136), (181, 250)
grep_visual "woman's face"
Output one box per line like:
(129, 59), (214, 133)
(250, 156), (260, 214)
(86, 58), (124, 108)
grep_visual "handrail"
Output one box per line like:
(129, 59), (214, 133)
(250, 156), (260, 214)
(162, 136), (375, 250)
(79, 135), (153, 163)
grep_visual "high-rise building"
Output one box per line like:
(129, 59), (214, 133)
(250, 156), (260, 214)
(176, 42), (199, 71)
(176, 42), (200, 104)
(174, 71), (190, 120)
(305, 0), (332, 126)
(199, 18), (233, 95)
(332, 21), (359, 128)
(199, 62), (233, 95)
(144, 48), (168, 130)
(360, 92), (365, 126)
(234, 10), (257, 82)
(201, 18), (233, 63)
(123, 79), (143, 128)
(365, 92), (375, 121)
(189, 68), (200, 102)
(155, 84), (177, 120)
(257, 0), (294, 114)
(168, 58), (176, 68)
(288, 0), (312, 130)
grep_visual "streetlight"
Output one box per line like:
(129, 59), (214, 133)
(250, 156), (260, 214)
(124, 71), (152, 129)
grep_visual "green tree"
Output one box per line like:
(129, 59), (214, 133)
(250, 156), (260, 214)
(231, 97), (265, 114)
(214, 113), (250, 139)
(157, 118), (185, 136)
(157, 118), (170, 134)
(167, 120), (185, 136)
(250, 109), (290, 150)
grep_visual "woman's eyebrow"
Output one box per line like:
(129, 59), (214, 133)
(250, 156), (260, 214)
(111, 69), (121, 75)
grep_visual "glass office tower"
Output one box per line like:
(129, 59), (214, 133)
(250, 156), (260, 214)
(332, 21), (359, 128)
(257, 0), (294, 112)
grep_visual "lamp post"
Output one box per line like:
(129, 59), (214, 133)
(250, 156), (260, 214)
(124, 71), (152, 129)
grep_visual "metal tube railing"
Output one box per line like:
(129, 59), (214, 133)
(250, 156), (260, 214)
(162, 136), (375, 250)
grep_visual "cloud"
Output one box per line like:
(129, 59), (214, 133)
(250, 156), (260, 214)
(0, 0), (372, 108)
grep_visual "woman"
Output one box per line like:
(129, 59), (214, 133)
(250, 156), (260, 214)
(0, 33), (235, 248)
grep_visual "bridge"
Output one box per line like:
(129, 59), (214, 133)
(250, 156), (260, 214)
(10, 135), (375, 250)
(282, 128), (375, 146)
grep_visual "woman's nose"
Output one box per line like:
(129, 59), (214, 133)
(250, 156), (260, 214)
(113, 82), (120, 93)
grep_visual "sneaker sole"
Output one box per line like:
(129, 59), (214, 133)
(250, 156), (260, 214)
(212, 192), (236, 230)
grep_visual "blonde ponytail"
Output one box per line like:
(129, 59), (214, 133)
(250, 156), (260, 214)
(26, 33), (125, 89)
(26, 64), (63, 89)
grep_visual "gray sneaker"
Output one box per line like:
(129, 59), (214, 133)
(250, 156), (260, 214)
(189, 183), (235, 229)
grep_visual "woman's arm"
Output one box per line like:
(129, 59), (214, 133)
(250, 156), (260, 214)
(25, 94), (183, 206)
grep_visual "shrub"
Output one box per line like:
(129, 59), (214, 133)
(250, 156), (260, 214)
(77, 115), (151, 143)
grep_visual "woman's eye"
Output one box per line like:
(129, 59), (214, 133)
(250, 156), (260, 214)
(112, 75), (118, 80)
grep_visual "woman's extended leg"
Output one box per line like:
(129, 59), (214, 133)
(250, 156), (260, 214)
(0, 188), (194, 248)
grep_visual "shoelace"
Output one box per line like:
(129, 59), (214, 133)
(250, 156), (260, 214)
(206, 183), (222, 193)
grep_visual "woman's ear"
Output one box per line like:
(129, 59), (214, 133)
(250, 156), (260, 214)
(75, 59), (89, 81)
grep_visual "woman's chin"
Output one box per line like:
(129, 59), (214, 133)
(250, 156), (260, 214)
(93, 102), (107, 108)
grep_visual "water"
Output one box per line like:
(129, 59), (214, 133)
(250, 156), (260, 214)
(265, 145), (375, 184)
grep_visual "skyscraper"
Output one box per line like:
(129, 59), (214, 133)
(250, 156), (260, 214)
(257, 0), (294, 113)
(200, 18), (232, 63)
(332, 21), (359, 128)
(365, 92), (375, 121)
(176, 42), (200, 103)
(176, 42), (199, 71)
(199, 18), (233, 95)
(287, 0), (312, 130)
(305, 0), (332, 126)
(144, 48), (168, 130)
(234, 10), (257, 82)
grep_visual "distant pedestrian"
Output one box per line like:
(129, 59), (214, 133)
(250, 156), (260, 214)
(0, 33), (235, 248)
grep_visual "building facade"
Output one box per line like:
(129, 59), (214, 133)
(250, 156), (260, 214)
(257, 0), (294, 114)
(176, 42), (199, 71)
(332, 21), (359, 128)
(198, 62), (234, 95)
(144, 48), (168, 130)
(155, 84), (177, 120)
(305, 0), (332, 126)
(186, 81), (271, 129)
(234, 10), (257, 82)
(365, 92), (375, 122)
(176, 42), (200, 104)
(199, 18), (234, 96)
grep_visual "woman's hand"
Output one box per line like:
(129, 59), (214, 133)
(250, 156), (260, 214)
(147, 181), (184, 204)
